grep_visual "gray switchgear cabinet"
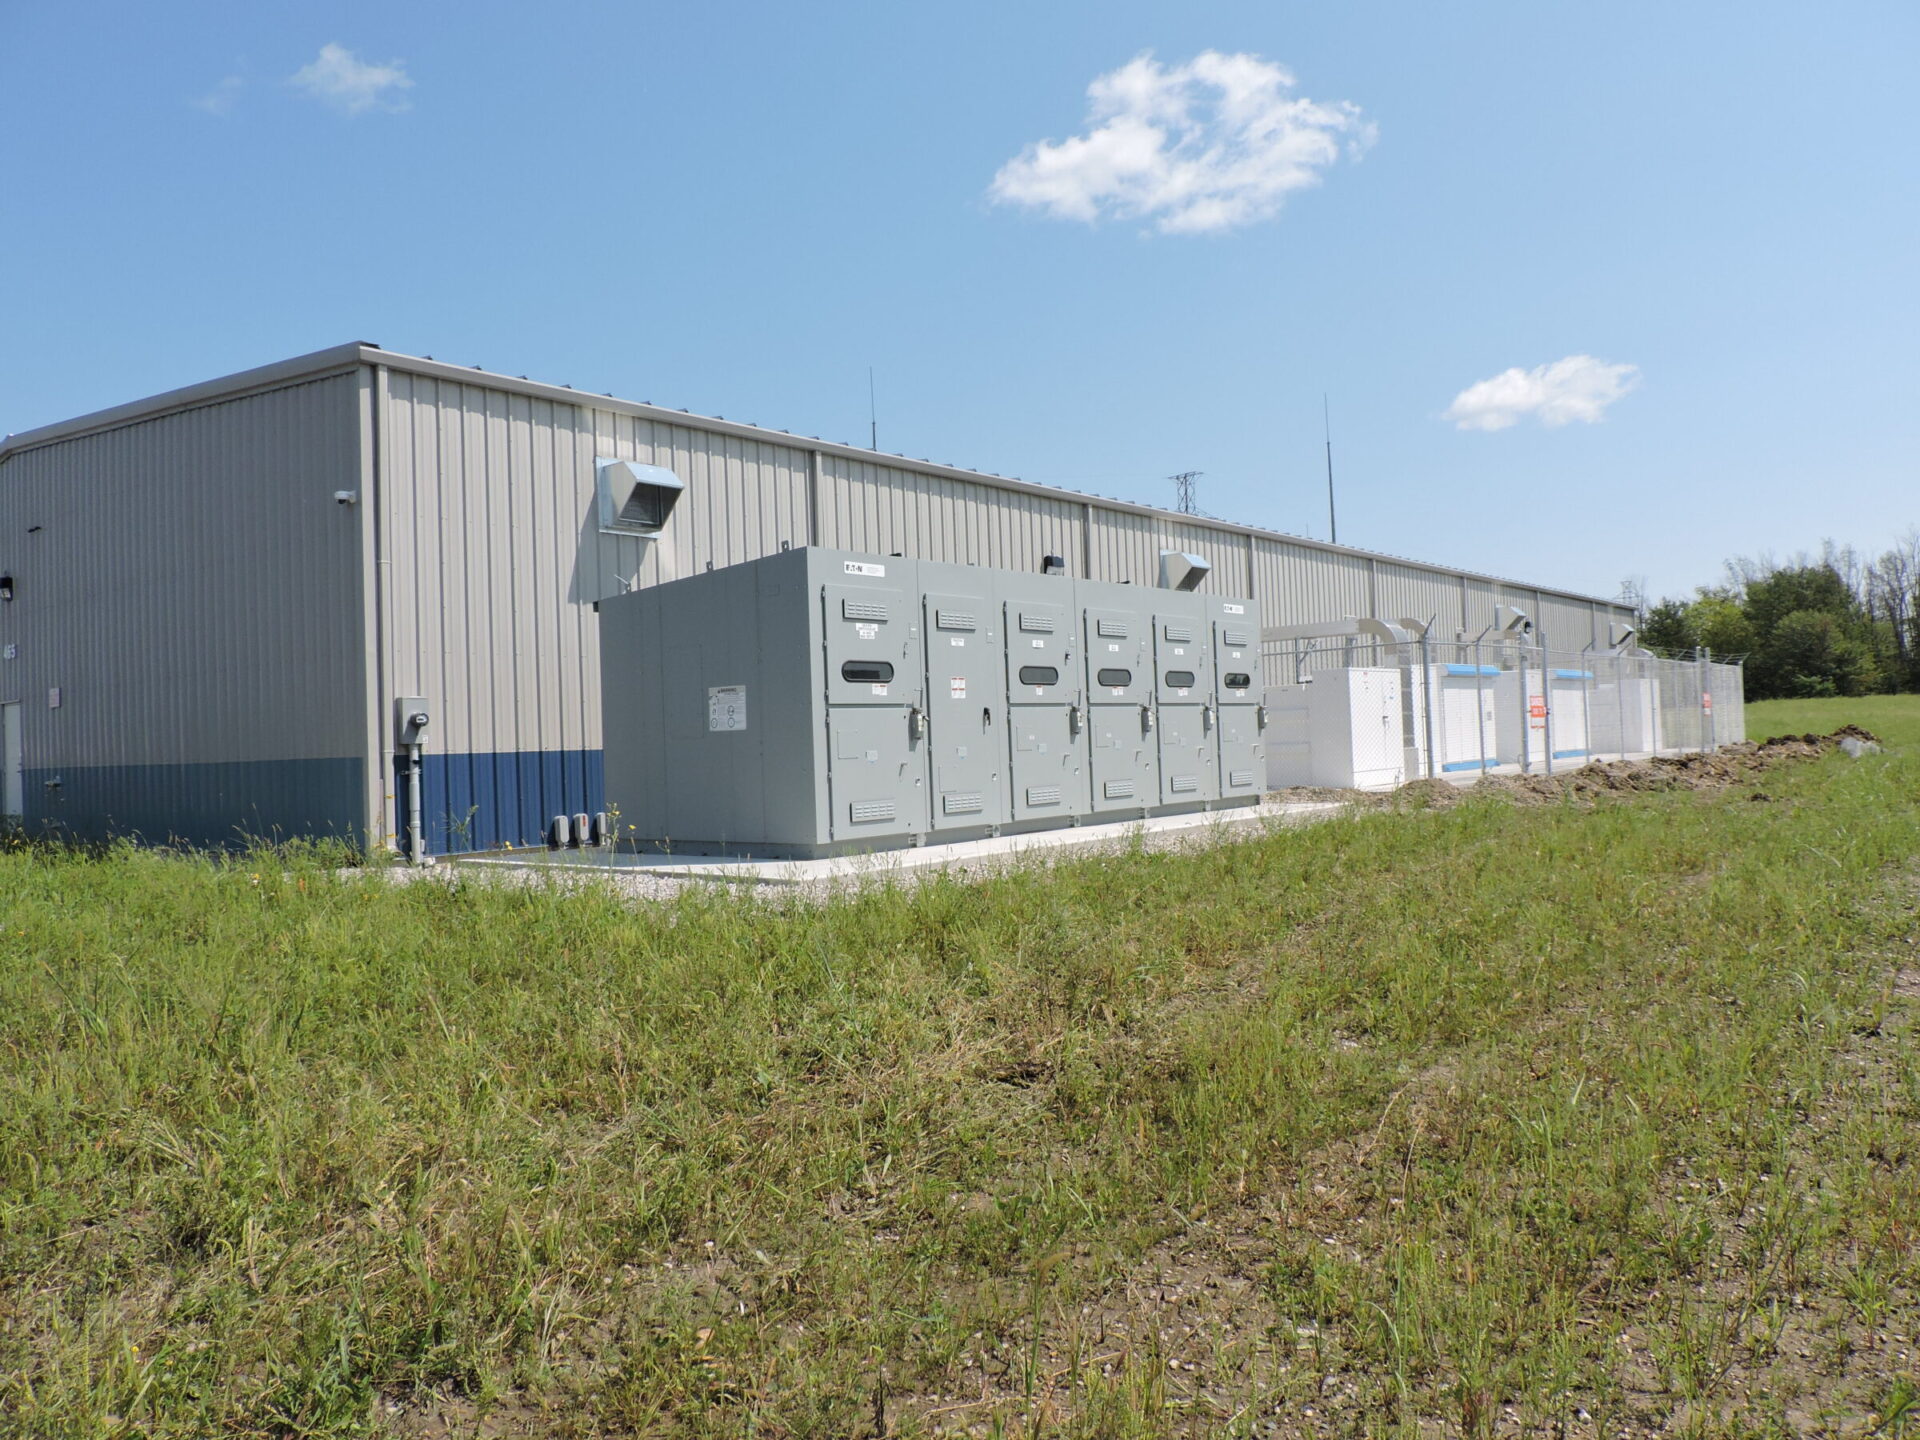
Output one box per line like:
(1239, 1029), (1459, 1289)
(598, 547), (1263, 857)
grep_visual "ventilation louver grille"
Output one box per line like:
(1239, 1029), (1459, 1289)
(1163, 624), (1193, 643)
(1230, 770), (1257, 789)
(935, 610), (976, 630)
(848, 800), (896, 823)
(1025, 785), (1062, 807)
(595, 457), (684, 535)
(942, 792), (984, 815)
(1169, 775), (1199, 794)
(1097, 618), (1128, 638)
(842, 600), (888, 622)
(1019, 613), (1055, 633)
(1103, 780), (1135, 799)
(1222, 629), (1250, 648)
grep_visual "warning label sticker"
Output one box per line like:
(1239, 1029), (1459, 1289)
(1703, 692), (1713, 711)
(1529, 694), (1547, 729)
(707, 685), (747, 732)
(949, 676), (966, 699)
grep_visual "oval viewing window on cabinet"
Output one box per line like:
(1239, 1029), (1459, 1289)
(1096, 668), (1132, 687)
(1018, 665), (1059, 686)
(1223, 672), (1252, 689)
(841, 660), (894, 683)
(1164, 670), (1196, 688)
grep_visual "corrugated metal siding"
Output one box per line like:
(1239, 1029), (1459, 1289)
(0, 373), (366, 838)
(1536, 594), (1601, 649)
(377, 374), (820, 848)
(1253, 537), (1372, 627)
(1374, 561), (1466, 631)
(817, 454), (1081, 569)
(1465, 578), (1500, 635)
(1087, 510), (1227, 589)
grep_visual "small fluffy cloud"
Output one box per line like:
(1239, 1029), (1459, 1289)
(989, 51), (1373, 235)
(290, 43), (412, 115)
(1443, 355), (1641, 432)
(192, 75), (245, 117)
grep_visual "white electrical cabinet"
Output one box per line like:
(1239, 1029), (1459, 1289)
(1408, 664), (1502, 775)
(1264, 668), (1406, 790)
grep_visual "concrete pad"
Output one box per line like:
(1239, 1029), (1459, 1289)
(453, 798), (1348, 889)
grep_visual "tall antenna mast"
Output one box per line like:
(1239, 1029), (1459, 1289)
(868, 367), (878, 451)
(1323, 394), (1338, 545)
(1170, 470), (1202, 515)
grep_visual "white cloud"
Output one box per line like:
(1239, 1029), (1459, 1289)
(1443, 355), (1641, 432)
(191, 75), (245, 117)
(988, 51), (1373, 235)
(289, 43), (412, 116)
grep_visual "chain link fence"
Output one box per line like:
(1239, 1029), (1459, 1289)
(1261, 632), (1746, 789)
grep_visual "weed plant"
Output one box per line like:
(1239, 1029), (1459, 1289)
(1, 696), (1916, 1436)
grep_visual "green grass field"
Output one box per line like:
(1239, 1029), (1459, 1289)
(3, 695), (1916, 1438)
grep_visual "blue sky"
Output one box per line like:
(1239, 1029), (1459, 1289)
(3, 1), (1915, 602)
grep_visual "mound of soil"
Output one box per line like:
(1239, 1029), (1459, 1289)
(1385, 726), (1881, 809)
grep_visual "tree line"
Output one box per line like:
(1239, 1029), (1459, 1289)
(1627, 532), (1920, 700)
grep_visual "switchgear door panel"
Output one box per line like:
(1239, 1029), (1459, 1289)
(1215, 704), (1266, 799)
(1087, 704), (1159, 812)
(923, 591), (1007, 829)
(827, 705), (928, 839)
(1008, 706), (1084, 821)
(822, 584), (920, 708)
(1082, 606), (1153, 705)
(1153, 613), (1213, 704)
(1157, 705), (1219, 804)
(1004, 599), (1079, 705)
(1212, 619), (1259, 705)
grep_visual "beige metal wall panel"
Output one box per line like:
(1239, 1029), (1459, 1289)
(1465, 578), (1501, 635)
(1252, 538), (1373, 627)
(1374, 561), (1467, 632)
(816, 455), (1081, 569)
(376, 373), (818, 850)
(593, 410), (811, 581)
(1537, 595), (1601, 649)
(1086, 509), (1231, 588)
(0, 373), (367, 841)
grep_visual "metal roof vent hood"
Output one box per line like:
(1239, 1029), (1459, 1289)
(596, 458), (684, 535)
(1158, 550), (1211, 591)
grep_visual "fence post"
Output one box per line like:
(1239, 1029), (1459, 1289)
(1420, 631), (1436, 779)
(1474, 637), (1489, 774)
(1542, 636), (1555, 777)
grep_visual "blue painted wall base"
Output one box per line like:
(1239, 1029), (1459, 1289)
(22, 758), (364, 850)
(401, 748), (605, 854)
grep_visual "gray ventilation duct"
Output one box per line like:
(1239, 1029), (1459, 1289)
(1158, 550), (1211, 591)
(1494, 604), (1532, 634)
(596, 458), (685, 535)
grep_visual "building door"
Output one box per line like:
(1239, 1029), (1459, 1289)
(2, 702), (20, 822)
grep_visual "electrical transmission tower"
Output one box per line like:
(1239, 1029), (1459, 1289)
(1169, 470), (1203, 516)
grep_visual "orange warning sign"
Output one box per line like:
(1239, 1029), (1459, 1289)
(1528, 696), (1547, 718)
(1702, 692), (1713, 711)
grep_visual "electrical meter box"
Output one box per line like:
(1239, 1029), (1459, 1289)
(598, 547), (1262, 857)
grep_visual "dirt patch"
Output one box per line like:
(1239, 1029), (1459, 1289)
(1384, 727), (1882, 810)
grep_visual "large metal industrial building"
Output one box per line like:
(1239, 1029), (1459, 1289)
(0, 343), (1638, 853)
